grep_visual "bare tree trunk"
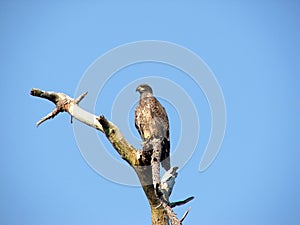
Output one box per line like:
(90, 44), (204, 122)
(151, 206), (169, 225)
(30, 88), (192, 225)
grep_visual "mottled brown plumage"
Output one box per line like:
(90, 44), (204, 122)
(135, 84), (170, 171)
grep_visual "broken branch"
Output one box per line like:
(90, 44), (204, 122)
(170, 196), (194, 208)
(180, 207), (191, 223)
(31, 88), (194, 225)
(30, 88), (102, 131)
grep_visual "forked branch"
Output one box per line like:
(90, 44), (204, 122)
(30, 88), (193, 225)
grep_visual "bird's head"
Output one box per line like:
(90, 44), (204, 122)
(136, 84), (153, 95)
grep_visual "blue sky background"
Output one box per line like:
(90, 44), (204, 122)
(1, 1), (300, 225)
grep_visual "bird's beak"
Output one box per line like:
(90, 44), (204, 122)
(136, 87), (140, 92)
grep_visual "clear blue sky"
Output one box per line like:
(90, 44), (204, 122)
(1, 1), (299, 225)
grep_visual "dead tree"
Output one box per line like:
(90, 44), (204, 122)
(30, 88), (193, 225)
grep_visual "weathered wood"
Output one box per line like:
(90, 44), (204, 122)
(30, 88), (192, 225)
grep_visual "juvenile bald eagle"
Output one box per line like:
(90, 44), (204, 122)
(135, 84), (170, 171)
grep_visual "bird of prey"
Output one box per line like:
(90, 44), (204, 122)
(135, 84), (170, 171)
